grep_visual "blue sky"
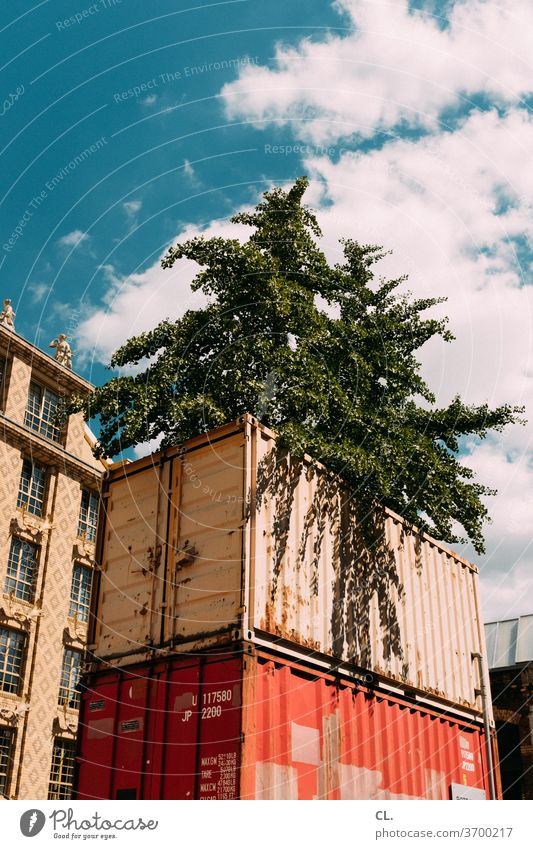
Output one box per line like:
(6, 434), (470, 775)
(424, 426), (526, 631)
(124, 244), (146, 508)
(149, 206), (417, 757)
(2, 0), (533, 620)
(1, 0), (340, 378)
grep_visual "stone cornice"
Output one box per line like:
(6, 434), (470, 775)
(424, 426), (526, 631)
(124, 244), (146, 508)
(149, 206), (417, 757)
(0, 325), (94, 395)
(0, 413), (103, 484)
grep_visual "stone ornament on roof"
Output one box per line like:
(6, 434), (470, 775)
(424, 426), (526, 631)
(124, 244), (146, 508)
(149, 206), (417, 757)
(49, 333), (73, 369)
(0, 298), (15, 330)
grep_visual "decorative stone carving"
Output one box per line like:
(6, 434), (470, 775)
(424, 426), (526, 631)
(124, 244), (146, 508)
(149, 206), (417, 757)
(0, 603), (40, 627)
(52, 715), (77, 736)
(0, 298), (15, 330)
(72, 541), (95, 563)
(49, 333), (73, 369)
(10, 511), (52, 543)
(0, 701), (30, 724)
(62, 625), (85, 647)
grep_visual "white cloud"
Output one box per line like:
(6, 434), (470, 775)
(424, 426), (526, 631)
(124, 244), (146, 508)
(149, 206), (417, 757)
(132, 436), (164, 458)
(122, 200), (142, 218)
(57, 230), (89, 249)
(76, 218), (249, 365)
(183, 159), (199, 185)
(480, 560), (533, 622)
(28, 282), (49, 304)
(300, 108), (533, 413)
(459, 439), (533, 621)
(222, 0), (533, 143)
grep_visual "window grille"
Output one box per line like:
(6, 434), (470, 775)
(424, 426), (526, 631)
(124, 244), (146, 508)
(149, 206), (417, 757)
(4, 538), (38, 603)
(0, 727), (14, 798)
(48, 739), (76, 800)
(77, 490), (98, 543)
(69, 564), (93, 623)
(0, 628), (25, 695)
(58, 648), (82, 710)
(24, 381), (61, 442)
(17, 459), (46, 516)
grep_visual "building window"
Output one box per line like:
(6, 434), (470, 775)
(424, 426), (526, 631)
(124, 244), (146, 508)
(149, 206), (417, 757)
(58, 648), (82, 710)
(48, 739), (76, 800)
(69, 564), (93, 623)
(16, 459), (47, 516)
(0, 727), (15, 798)
(4, 539), (38, 603)
(77, 490), (98, 543)
(24, 381), (61, 442)
(0, 628), (25, 695)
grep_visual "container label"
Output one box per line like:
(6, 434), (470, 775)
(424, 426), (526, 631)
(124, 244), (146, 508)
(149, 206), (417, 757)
(450, 783), (487, 800)
(89, 699), (105, 712)
(200, 751), (238, 799)
(120, 719), (142, 733)
(458, 733), (481, 779)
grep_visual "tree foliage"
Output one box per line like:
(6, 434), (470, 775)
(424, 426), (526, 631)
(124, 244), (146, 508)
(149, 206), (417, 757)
(77, 178), (522, 553)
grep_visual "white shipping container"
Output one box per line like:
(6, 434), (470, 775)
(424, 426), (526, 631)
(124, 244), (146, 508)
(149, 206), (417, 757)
(91, 415), (488, 714)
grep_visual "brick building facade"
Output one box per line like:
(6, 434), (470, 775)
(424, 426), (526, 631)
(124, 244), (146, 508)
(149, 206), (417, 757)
(0, 323), (105, 799)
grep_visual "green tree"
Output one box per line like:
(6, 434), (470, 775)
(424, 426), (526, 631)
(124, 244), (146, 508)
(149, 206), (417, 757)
(78, 178), (522, 553)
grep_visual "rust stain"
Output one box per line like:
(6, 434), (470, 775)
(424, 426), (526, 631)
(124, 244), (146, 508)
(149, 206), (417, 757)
(145, 544), (162, 573)
(174, 539), (198, 568)
(281, 583), (290, 633)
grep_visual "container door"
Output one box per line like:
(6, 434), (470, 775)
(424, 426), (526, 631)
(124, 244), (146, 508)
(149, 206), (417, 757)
(76, 677), (120, 800)
(194, 657), (242, 800)
(142, 656), (242, 799)
(143, 661), (203, 799)
(111, 670), (153, 799)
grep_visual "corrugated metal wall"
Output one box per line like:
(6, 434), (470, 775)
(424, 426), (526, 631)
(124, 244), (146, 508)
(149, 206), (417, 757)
(75, 649), (489, 800)
(247, 420), (484, 711)
(241, 653), (489, 800)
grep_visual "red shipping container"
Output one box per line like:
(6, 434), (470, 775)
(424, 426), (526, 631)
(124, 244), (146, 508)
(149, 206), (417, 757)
(75, 647), (492, 800)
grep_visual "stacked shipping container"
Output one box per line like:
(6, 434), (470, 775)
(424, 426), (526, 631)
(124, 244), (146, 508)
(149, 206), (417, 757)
(75, 415), (498, 800)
